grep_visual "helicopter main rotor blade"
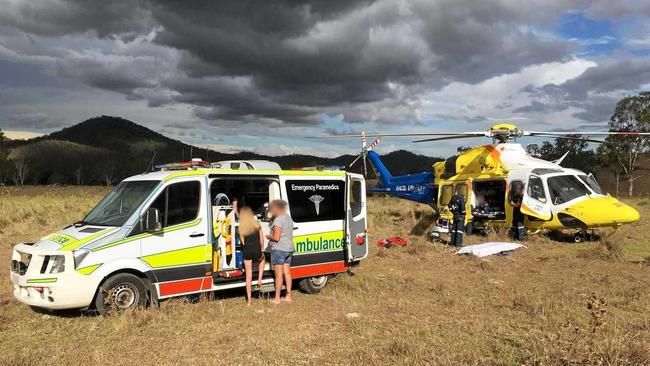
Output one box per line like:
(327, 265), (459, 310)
(306, 132), (487, 138)
(527, 131), (650, 137)
(412, 135), (486, 143)
(529, 134), (606, 144)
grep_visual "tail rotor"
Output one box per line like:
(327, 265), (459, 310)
(349, 131), (381, 176)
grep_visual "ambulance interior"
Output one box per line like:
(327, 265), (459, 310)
(209, 177), (281, 274)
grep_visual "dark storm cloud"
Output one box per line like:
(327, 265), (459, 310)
(146, 0), (576, 119)
(0, 112), (64, 129)
(570, 96), (619, 122)
(513, 101), (556, 114)
(524, 57), (650, 102)
(0, 0), (608, 127)
(585, 0), (650, 19)
(0, 0), (154, 37)
(412, 1), (575, 84)
(520, 56), (650, 123)
(556, 57), (650, 101)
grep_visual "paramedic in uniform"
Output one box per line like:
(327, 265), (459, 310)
(266, 200), (294, 304)
(509, 182), (526, 241)
(448, 186), (466, 247)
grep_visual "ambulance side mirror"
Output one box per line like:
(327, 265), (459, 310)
(143, 208), (163, 232)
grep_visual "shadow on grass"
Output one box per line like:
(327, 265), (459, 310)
(32, 283), (289, 318)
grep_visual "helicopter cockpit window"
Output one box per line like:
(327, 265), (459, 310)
(527, 175), (546, 202)
(579, 174), (605, 195)
(547, 175), (590, 205)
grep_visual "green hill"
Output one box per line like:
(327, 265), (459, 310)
(0, 116), (442, 185)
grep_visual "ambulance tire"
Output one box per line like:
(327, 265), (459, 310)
(93, 273), (148, 315)
(298, 275), (329, 294)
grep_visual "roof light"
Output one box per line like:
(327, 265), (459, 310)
(154, 159), (209, 171)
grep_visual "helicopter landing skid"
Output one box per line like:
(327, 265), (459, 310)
(572, 229), (598, 243)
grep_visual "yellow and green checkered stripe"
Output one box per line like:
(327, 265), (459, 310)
(44, 233), (78, 246)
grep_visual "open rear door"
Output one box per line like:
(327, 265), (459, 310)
(520, 174), (552, 220)
(347, 174), (368, 261)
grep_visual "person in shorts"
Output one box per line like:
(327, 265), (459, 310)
(266, 200), (294, 304)
(238, 206), (265, 305)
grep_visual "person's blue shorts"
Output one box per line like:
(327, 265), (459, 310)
(271, 250), (293, 265)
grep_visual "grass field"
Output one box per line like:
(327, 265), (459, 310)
(1, 186), (650, 365)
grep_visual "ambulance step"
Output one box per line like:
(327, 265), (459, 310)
(257, 283), (276, 293)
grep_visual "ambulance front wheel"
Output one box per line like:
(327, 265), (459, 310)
(298, 275), (329, 294)
(93, 273), (148, 315)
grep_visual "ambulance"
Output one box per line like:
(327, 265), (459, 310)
(9, 160), (368, 314)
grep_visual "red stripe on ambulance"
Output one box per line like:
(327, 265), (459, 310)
(201, 277), (212, 290)
(291, 261), (348, 278)
(159, 278), (207, 296)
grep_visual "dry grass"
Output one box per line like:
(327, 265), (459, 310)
(1, 187), (650, 365)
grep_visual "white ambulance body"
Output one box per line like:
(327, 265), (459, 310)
(9, 161), (368, 313)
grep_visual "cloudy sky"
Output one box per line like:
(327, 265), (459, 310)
(1, 0), (649, 157)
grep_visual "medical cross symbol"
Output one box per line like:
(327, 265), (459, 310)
(309, 195), (325, 215)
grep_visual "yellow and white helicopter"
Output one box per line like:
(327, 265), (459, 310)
(314, 123), (648, 242)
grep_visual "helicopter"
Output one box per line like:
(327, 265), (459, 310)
(312, 123), (648, 242)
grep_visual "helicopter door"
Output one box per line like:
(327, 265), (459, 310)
(521, 174), (552, 220)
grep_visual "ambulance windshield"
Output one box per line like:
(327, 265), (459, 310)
(83, 180), (160, 226)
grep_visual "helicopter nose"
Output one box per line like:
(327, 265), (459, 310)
(560, 196), (640, 228)
(621, 203), (641, 223)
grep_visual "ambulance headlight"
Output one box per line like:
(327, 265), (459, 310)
(73, 249), (91, 269)
(49, 255), (66, 274)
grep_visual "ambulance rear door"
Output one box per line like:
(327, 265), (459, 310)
(346, 173), (368, 261)
(280, 175), (347, 275)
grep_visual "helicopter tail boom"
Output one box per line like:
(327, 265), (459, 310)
(367, 151), (435, 205)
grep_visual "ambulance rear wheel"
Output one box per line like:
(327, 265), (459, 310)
(94, 273), (147, 315)
(298, 275), (329, 294)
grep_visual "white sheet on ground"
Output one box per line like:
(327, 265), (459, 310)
(456, 242), (526, 257)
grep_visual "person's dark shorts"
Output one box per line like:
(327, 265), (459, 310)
(271, 249), (293, 265)
(243, 244), (262, 261)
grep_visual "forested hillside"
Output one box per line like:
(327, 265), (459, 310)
(0, 116), (441, 186)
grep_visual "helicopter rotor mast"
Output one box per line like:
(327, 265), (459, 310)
(349, 131), (382, 177)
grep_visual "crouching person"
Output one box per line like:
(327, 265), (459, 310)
(266, 200), (294, 304)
